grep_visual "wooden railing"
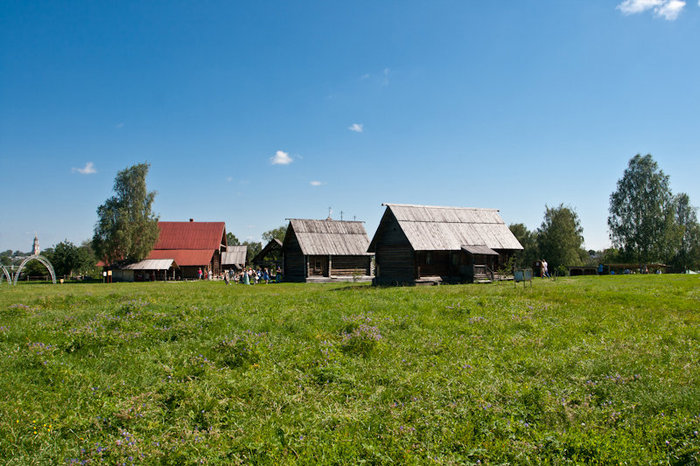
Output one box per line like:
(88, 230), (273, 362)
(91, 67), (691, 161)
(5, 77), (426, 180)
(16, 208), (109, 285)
(474, 265), (494, 281)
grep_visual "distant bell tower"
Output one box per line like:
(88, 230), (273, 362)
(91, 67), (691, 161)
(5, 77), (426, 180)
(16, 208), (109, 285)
(32, 234), (40, 256)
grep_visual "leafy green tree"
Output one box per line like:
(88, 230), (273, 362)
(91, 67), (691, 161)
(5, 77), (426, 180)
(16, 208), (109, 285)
(76, 241), (98, 276)
(670, 193), (700, 271)
(0, 250), (12, 266)
(508, 223), (539, 267)
(50, 240), (80, 277)
(262, 225), (287, 243)
(537, 204), (584, 270)
(608, 154), (674, 263)
(242, 241), (262, 263)
(226, 232), (241, 246)
(93, 163), (159, 264)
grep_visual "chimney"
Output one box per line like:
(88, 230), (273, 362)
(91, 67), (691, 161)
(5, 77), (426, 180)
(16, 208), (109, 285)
(189, 218), (194, 222)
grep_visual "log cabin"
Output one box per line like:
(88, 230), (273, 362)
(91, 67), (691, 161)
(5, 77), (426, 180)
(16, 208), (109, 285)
(282, 219), (373, 282)
(368, 204), (523, 285)
(252, 239), (283, 270)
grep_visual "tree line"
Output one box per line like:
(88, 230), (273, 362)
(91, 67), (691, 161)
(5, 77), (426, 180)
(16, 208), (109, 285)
(510, 154), (700, 273)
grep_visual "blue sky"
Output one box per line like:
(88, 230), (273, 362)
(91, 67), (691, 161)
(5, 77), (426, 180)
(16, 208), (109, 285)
(1, 1), (699, 252)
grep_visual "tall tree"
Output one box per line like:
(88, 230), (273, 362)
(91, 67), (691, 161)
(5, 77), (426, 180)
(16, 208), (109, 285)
(93, 163), (159, 264)
(608, 154), (674, 263)
(670, 193), (700, 271)
(508, 223), (539, 267)
(537, 204), (585, 270)
(242, 241), (262, 263)
(262, 225), (287, 243)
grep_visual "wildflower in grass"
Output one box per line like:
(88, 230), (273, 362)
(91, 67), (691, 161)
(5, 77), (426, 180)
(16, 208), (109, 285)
(340, 324), (382, 356)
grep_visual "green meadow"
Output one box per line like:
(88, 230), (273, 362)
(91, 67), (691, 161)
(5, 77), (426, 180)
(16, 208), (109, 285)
(0, 276), (698, 464)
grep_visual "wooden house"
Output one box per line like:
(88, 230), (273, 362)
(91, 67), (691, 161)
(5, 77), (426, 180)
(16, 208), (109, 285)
(368, 204), (523, 285)
(252, 239), (283, 270)
(146, 220), (227, 279)
(282, 219), (373, 282)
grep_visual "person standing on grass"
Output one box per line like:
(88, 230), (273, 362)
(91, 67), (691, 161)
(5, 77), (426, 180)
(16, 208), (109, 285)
(543, 259), (550, 278)
(198, 268), (203, 280)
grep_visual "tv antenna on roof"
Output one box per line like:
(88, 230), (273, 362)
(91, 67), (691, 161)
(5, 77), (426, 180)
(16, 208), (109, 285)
(327, 207), (332, 220)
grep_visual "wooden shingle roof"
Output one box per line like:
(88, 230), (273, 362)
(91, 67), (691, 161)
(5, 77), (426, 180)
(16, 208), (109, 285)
(369, 203), (523, 252)
(221, 245), (247, 267)
(287, 219), (371, 256)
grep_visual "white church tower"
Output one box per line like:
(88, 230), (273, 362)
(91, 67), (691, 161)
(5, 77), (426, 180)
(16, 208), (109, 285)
(32, 234), (40, 256)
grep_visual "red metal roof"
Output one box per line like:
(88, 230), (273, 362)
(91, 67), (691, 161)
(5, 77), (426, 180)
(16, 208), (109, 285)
(147, 249), (215, 267)
(154, 222), (225, 250)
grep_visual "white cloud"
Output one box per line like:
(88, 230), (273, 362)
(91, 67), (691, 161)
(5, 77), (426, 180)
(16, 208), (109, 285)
(382, 67), (390, 86)
(270, 150), (293, 165)
(617, 0), (662, 14)
(657, 0), (685, 19)
(72, 162), (97, 175)
(348, 123), (364, 133)
(310, 180), (325, 187)
(115, 122), (125, 129)
(616, 0), (686, 20)
(226, 176), (233, 182)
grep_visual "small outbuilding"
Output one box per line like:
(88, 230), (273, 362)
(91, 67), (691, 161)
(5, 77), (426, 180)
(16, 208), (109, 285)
(221, 245), (248, 272)
(282, 219), (373, 282)
(120, 259), (179, 282)
(368, 203), (523, 285)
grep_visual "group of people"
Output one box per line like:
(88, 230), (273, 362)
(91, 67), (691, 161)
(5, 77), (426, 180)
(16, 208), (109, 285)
(537, 259), (550, 278)
(223, 267), (282, 285)
(196, 266), (282, 284)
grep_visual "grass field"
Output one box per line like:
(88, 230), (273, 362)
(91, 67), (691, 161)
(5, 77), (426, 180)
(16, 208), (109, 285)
(1, 276), (699, 464)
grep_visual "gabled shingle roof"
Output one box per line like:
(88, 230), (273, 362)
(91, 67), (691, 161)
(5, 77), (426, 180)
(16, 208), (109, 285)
(221, 245), (247, 267)
(287, 219), (371, 256)
(369, 203), (523, 252)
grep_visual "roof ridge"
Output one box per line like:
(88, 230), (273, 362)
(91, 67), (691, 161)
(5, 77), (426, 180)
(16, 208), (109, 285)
(158, 221), (225, 224)
(383, 203), (499, 211)
(287, 218), (365, 223)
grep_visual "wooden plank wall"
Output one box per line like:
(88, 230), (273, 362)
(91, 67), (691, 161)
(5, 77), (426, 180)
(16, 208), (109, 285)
(331, 255), (371, 276)
(415, 251), (450, 277)
(373, 212), (416, 285)
(283, 232), (307, 282)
